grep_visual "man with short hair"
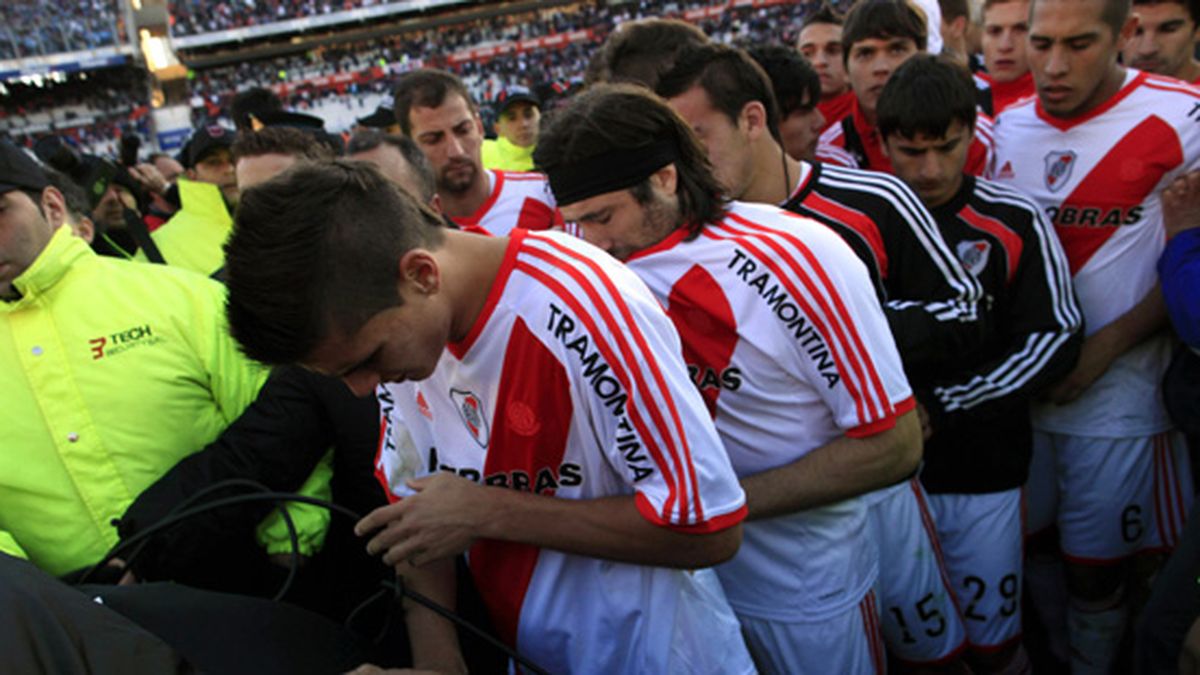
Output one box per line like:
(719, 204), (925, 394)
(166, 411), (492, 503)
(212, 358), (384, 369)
(989, 0), (1200, 671)
(939, 0), (973, 65)
(43, 167), (96, 243)
(232, 126), (335, 190)
(817, 0), (994, 175)
(877, 54), (1083, 674)
(1123, 0), (1200, 83)
(392, 69), (560, 235)
(538, 82), (922, 675)
(977, 0), (1036, 116)
(140, 125), (237, 276)
(347, 130), (440, 208)
(149, 152), (184, 185)
(586, 17), (709, 88)
(798, 5), (855, 132)
(223, 160), (754, 675)
(657, 41), (984, 673)
(481, 86), (541, 172)
(745, 45), (826, 161)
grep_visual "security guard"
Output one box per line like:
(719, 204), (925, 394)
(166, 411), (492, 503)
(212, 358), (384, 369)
(0, 141), (327, 577)
(137, 125), (237, 277)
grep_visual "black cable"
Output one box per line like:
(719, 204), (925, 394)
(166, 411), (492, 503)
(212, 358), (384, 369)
(84, 482), (549, 673)
(84, 491), (305, 601)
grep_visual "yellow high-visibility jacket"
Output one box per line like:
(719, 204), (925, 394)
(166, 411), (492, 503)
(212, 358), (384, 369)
(1, 227), (328, 575)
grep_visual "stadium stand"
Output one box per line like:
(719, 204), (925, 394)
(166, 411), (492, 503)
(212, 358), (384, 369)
(0, 0), (838, 169)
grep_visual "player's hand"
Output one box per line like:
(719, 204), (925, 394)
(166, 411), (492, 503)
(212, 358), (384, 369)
(356, 472), (488, 569)
(1161, 170), (1200, 239)
(1045, 331), (1118, 404)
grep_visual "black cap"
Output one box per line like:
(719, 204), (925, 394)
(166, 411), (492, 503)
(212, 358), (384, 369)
(493, 86), (540, 115)
(186, 125), (235, 168)
(0, 141), (49, 196)
(356, 104), (397, 129)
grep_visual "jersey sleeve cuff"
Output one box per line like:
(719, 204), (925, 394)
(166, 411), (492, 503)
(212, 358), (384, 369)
(845, 395), (916, 439)
(634, 492), (747, 534)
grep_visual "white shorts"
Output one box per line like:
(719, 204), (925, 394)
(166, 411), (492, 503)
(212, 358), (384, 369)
(927, 489), (1024, 650)
(739, 589), (885, 675)
(1026, 430), (1193, 562)
(868, 479), (968, 665)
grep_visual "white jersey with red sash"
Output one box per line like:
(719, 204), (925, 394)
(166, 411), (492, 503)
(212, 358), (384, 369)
(626, 201), (914, 621)
(375, 230), (752, 674)
(989, 69), (1200, 436)
(450, 169), (564, 236)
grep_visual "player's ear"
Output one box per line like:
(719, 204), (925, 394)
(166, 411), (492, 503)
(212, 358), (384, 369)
(398, 249), (440, 296)
(740, 101), (769, 140)
(649, 163), (679, 196)
(1116, 13), (1138, 48)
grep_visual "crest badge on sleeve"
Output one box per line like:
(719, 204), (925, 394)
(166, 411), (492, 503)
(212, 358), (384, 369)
(1043, 150), (1077, 193)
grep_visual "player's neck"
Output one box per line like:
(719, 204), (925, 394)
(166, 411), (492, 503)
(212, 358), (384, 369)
(442, 229), (511, 342)
(822, 85), (849, 102)
(1179, 59), (1200, 85)
(742, 139), (800, 206)
(440, 169), (493, 220)
(1062, 65), (1127, 119)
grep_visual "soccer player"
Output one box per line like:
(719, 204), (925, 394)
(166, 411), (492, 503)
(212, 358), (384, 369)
(223, 161), (754, 675)
(585, 18), (709, 89)
(878, 54), (1084, 674)
(976, 0), (1037, 116)
(798, 4), (856, 132)
(746, 45), (826, 162)
(537, 83), (923, 675)
(817, 0), (994, 175)
(1123, 0), (1200, 83)
(656, 41), (981, 673)
(347, 130), (440, 209)
(392, 69), (561, 235)
(657, 42), (986, 379)
(232, 126), (335, 190)
(989, 0), (1199, 671)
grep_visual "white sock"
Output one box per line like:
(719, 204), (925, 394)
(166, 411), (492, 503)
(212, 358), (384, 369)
(1025, 555), (1069, 662)
(1066, 590), (1126, 675)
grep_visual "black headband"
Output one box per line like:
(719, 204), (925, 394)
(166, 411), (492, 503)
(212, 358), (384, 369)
(546, 139), (679, 206)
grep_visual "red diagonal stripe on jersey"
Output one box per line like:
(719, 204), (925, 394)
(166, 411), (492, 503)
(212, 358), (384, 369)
(1056, 115), (1182, 274)
(514, 256), (688, 523)
(530, 235), (705, 524)
(722, 213), (893, 422)
(703, 224), (877, 422)
(470, 317), (573, 651)
(516, 197), (559, 231)
(803, 191), (890, 279)
(958, 204), (1024, 285)
(373, 416), (398, 504)
(666, 265), (739, 418)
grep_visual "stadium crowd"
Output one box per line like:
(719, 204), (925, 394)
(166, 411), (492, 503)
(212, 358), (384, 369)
(3, 0), (1200, 673)
(0, 0), (122, 60)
